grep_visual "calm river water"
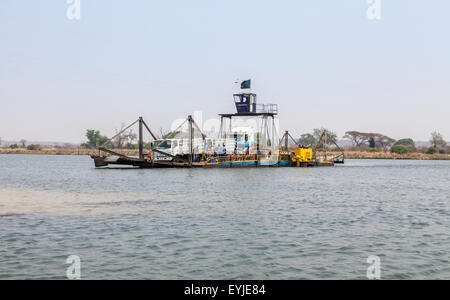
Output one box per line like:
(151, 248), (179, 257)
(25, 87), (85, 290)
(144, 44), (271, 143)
(0, 155), (449, 279)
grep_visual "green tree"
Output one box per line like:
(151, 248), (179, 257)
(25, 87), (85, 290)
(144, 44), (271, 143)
(393, 138), (415, 148)
(426, 146), (437, 154)
(82, 129), (110, 149)
(369, 137), (376, 148)
(27, 144), (42, 151)
(391, 145), (413, 154)
(430, 131), (446, 148)
(10, 144), (19, 149)
(298, 133), (316, 147)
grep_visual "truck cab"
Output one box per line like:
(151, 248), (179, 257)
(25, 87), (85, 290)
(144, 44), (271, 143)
(153, 138), (213, 161)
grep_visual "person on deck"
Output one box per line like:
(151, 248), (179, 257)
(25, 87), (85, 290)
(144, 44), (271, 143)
(244, 140), (250, 156)
(222, 143), (226, 156)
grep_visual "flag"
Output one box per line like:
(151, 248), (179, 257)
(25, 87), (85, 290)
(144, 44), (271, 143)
(240, 80), (251, 89)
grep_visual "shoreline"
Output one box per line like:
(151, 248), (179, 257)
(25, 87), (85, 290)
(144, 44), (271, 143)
(0, 148), (449, 160)
(342, 151), (450, 160)
(0, 148), (137, 156)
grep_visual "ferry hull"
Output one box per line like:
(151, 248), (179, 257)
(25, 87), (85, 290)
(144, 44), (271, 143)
(91, 154), (334, 168)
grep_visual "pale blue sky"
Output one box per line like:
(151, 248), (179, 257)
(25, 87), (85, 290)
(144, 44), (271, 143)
(0, 0), (449, 143)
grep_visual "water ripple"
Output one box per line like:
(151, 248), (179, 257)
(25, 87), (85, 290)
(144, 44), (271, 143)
(0, 156), (449, 279)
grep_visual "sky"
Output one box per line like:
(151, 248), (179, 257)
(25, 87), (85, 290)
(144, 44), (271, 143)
(0, 0), (449, 144)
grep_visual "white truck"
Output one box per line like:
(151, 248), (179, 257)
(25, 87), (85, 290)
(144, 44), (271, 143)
(152, 138), (213, 161)
(152, 127), (256, 161)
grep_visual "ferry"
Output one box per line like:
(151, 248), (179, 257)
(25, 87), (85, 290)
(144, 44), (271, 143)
(90, 88), (344, 168)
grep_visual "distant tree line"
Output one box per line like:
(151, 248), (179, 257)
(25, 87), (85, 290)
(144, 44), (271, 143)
(3, 127), (447, 156)
(0, 138), (43, 151)
(343, 130), (448, 154)
(390, 132), (447, 154)
(8, 139), (27, 148)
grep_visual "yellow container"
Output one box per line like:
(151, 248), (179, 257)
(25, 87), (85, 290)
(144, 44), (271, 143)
(292, 148), (312, 165)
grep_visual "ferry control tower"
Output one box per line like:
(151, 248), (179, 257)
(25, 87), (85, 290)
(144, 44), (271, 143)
(219, 80), (278, 118)
(217, 80), (280, 164)
(233, 93), (278, 116)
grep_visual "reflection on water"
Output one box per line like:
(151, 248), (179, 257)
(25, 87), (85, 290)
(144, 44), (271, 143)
(0, 155), (449, 279)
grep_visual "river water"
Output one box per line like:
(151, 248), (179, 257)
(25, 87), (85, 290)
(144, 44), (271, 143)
(0, 154), (449, 279)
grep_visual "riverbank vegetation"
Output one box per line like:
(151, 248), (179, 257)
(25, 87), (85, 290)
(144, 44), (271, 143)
(296, 129), (449, 160)
(1, 129), (448, 160)
(0, 147), (138, 156)
(338, 130), (449, 159)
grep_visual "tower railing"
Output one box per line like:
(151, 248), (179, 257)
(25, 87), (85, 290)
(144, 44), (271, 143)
(256, 103), (278, 114)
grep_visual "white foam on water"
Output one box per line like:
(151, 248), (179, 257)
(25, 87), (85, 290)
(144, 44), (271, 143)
(0, 187), (153, 216)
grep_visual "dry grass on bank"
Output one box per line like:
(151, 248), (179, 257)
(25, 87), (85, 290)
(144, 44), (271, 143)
(0, 148), (139, 156)
(343, 151), (450, 160)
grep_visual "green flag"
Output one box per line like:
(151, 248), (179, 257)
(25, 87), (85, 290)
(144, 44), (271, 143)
(240, 80), (251, 89)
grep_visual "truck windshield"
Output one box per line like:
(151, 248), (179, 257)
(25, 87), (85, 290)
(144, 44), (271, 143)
(154, 140), (171, 149)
